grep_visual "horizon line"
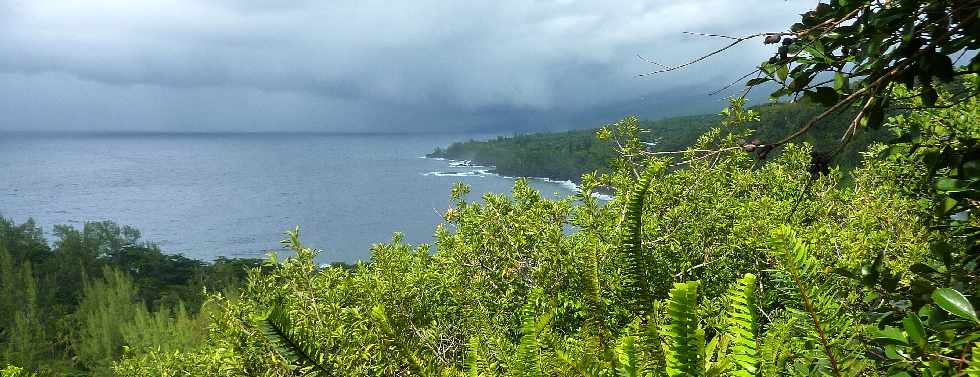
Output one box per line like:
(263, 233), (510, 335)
(0, 129), (513, 136)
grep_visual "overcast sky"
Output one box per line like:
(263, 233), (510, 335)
(0, 0), (814, 133)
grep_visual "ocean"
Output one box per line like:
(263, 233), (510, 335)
(0, 132), (579, 263)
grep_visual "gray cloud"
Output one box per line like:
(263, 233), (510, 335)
(0, 0), (812, 132)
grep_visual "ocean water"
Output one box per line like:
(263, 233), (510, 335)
(0, 132), (578, 263)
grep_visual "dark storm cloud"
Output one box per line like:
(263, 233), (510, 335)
(0, 0), (813, 132)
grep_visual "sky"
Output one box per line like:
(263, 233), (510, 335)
(0, 0), (814, 133)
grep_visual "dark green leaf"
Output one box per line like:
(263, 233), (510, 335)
(873, 326), (908, 345)
(902, 315), (927, 350)
(931, 288), (979, 323)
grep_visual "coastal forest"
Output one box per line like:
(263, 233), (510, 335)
(5, 0), (980, 376)
(427, 102), (889, 182)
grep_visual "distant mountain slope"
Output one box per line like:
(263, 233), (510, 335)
(428, 102), (892, 182)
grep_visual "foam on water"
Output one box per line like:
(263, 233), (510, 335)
(422, 169), (494, 177)
(424, 158), (614, 201)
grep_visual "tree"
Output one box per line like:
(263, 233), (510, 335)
(646, 0), (980, 160)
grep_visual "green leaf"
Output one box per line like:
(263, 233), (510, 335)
(873, 326), (907, 346)
(938, 197), (959, 216)
(833, 72), (848, 91)
(931, 288), (979, 323)
(777, 65), (789, 82)
(936, 178), (963, 192)
(902, 315), (927, 350)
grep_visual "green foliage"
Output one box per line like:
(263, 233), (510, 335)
(664, 281), (704, 377)
(0, 365), (35, 377)
(0, 216), (258, 375)
(113, 346), (243, 377)
(9, 5), (980, 372)
(751, 0), (979, 124)
(75, 267), (209, 375)
(256, 302), (330, 376)
(428, 102), (888, 182)
(128, 96), (954, 375)
(74, 267), (143, 375)
(724, 274), (759, 377)
(621, 164), (663, 313)
(120, 301), (207, 356)
(769, 226), (866, 376)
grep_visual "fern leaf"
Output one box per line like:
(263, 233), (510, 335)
(664, 281), (704, 377)
(621, 165), (661, 313)
(725, 273), (760, 377)
(465, 335), (487, 377)
(770, 226), (860, 377)
(641, 309), (668, 377)
(370, 304), (426, 374)
(256, 303), (330, 376)
(615, 335), (640, 377)
(581, 240), (609, 350)
(515, 298), (543, 377)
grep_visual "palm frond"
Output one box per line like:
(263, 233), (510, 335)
(614, 335), (640, 377)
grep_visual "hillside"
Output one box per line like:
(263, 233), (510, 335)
(428, 102), (891, 182)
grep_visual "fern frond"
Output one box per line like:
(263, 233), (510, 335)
(664, 281), (704, 377)
(640, 309), (668, 377)
(583, 241), (607, 335)
(621, 165), (661, 313)
(615, 335), (640, 377)
(770, 226), (862, 377)
(256, 302), (330, 376)
(370, 304), (426, 374)
(465, 335), (488, 377)
(725, 273), (760, 377)
(516, 299), (543, 377)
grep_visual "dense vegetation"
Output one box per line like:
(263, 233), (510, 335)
(0, 218), (260, 375)
(94, 87), (978, 376)
(5, 0), (980, 375)
(427, 102), (889, 182)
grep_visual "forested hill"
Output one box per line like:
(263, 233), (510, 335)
(428, 102), (891, 182)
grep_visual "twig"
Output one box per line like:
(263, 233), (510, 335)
(669, 147), (743, 168)
(636, 54), (670, 70)
(710, 69), (762, 96)
(785, 178), (814, 223)
(682, 31), (741, 40)
(639, 32), (792, 76)
(840, 93), (878, 143)
(891, 91), (980, 111)
(772, 61), (908, 146)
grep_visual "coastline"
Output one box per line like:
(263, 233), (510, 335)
(421, 156), (614, 201)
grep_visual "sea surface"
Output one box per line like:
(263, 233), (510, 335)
(0, 132), (579, 263)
